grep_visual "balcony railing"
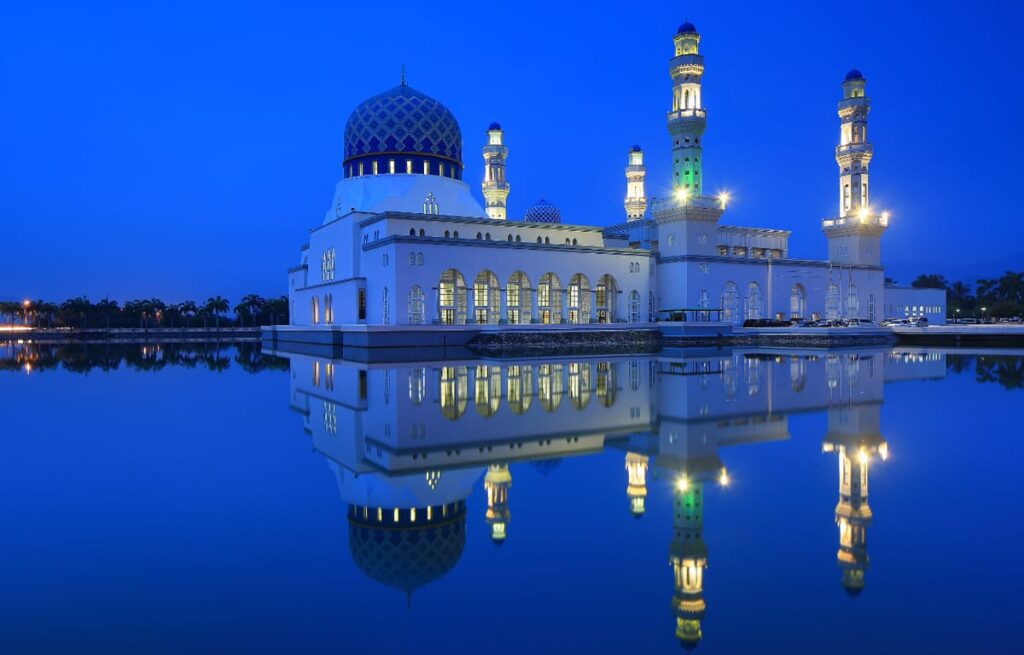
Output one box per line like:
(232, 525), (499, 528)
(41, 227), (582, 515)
(666, 108), (707, 121)
(821, 214), (888, 229)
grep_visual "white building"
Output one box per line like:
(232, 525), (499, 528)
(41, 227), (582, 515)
(284, 20), (943, 338)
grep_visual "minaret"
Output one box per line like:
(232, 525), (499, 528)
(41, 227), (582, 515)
(822, 70), (888, 266)
(667, 21), (706, 197)
(484, 463), (511, 544)
(822, 405), (889, 596)
(625, 452), (649, 517)
(669, 479), (707, 650)
(482, 122), (509, 220)
(624, 146), (647, 220)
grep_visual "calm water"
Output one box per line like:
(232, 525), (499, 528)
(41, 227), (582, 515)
(1, 342), (1022, 654)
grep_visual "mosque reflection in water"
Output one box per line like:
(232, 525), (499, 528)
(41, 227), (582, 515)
(282, 348), (945, 649)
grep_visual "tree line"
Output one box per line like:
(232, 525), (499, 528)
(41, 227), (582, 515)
(0, 295), (288, 329)
(1, 342), (288, 374)
(904, 270), (1024, 318)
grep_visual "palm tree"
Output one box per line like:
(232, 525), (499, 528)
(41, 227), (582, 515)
(911, 274), (948, 289)
(235, 294), (265, 327)
(205, 296), (229, 328)
(60, 297), (92, 329)
(997, 270), (1024, 305)
(177, 300), (199, 328)
(946, 281), (975, 315)
(976, 278), (998, 308)
(265, 296), (289, 325)
(95, 298), (119, 329)
(0, 301), (21, 324)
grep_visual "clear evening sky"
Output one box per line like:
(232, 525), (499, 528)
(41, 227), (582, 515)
(2, 1), (1020, 302)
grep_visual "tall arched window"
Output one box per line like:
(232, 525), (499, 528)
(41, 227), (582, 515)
(440, 367), (468, 420)
(596, 274), (618, 323)
(473, 270), (500, 324)
(745, 282), (762, 320)
(506, 271), (531, 325)
(628, 290), (640, 322)
(439, 269), (467, 325)
(506, 365), (532, 415)
(826, 284), (840, 320)
(790, 284), (806, 319)
(407, 286), (425, 325)
(538, 273), (562, 324)
(408, 368), (426, 404)
(474, 365), (501, 417)
(311, 296), (320, 325)
(567, 362), (591, 410)
(846, 284), (860, 319)
(567, 273), (590, 324)
(721, 282), (739, 324)
(537, 363), (563, 412)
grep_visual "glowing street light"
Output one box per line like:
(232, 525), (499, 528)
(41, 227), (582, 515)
(717, 190), (730, 209)
(674, 187), (690, 204)
(676, 476), (690, 492)
(718, 469), (730, 487)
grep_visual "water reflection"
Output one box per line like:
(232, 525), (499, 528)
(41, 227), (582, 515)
(274, 347), (948, 648)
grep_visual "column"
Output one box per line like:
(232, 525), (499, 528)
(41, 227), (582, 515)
(559, 289), (568, 324)
(531, 288), (540, 324)
(499, 287), (508, 324)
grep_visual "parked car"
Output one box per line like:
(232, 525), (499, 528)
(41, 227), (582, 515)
(881, 318), (910, 327)
(742, 318), (792, 328)
(843, 318), (876, 327)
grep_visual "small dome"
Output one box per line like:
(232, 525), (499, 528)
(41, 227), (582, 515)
(488, 121), (502, 131)
(677, 20), (697, 34)
(631, 144), (642, 152)
(524, 198), (561, 224)
(844, 69), (865, 82)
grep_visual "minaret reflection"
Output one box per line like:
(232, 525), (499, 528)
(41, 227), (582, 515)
(670, 476), (708, 650)
(822, 404), (888, 597)
(625, 452), (649, 518)
(484, 463), (512, 544)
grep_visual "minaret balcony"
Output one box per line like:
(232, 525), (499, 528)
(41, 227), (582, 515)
(668, 108), (706, 122)
(821, 213), (888, 234)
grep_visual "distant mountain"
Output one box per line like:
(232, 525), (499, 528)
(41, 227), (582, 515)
(883, 253), (1024, 287)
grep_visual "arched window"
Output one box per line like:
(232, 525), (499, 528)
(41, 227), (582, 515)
(444, 230), (450, 238)
(722, 282), (739, 324)
(311, 296), (320, 325)
(409, 228), (415, 236)
(440, 367), (468, 420)
(506, 271), (532, 325)
(568, 362), (592, 410)
(472, 270), (500, 324)
(324, 294), (333, 324)
(596, 274), (618, 323)
(416, 253), (423, 266)
(544, 236), (550, 244)
(537, 236), (542, 243)
(453, 230), (459, 239)
(515, 235), (521, 242)
(382, 287), (390, 325)
(407, 286), (425, 325)
(567, 273), (591, 324)
(537, 272), (562, 324)
(408, 252), (416, 265)
(790, 284), (806, 319)
(476, 232), (482, 240)
(745, 282), (762, 320)
(507, 235), (513, 242)
(418, 228), (425, 237)
(596, 362), (617, 407)
(439, 269), (468, 325)
(505, 365), (532, 415)
(537, 364), (563, 412)
(474, 365), (501, 417)
(629, 290), (640, 322)
(826, 284), (840, 320)
(846, 284), (860, 318)
(408, 368), (426, 404)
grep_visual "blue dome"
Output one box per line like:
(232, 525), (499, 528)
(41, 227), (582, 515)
(677, 20), (697, 34)
(344, 83), (463, 179)
(631, 144), (642, 152)
(844, 69), (865, 82)
(524, 198), (561, 224)
(488, 121), (502, 130)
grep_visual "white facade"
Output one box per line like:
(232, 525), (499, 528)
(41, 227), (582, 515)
(286, 21), (942, 330)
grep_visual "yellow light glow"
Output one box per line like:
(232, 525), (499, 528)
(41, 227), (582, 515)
(22, 299), (31, 308)
(675, 187), (690, 203)
(719, 470), (730, 487)
(857, 207), (869, 222)
(879, 444), (889, 461)
(676, 477), (690, 492)
(881, 211), (890, 222)
(857, 448), (869, 465)
(717, 191), (730, 209)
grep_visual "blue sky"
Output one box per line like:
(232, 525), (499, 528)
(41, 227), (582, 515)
(2, 0), (1021, 302)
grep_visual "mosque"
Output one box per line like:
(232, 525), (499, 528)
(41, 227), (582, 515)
(278, 19), (944, 344)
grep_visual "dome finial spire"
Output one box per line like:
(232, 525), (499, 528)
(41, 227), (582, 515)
(400, 64), (406, 86)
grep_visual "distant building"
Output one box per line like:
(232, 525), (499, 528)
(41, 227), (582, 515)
(284, 20), (944, 332)
(883, 286), (947, 324)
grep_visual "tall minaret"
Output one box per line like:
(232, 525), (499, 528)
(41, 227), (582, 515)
(669, 479), (707, 649)
(667, 21), (706, 197)
(823, 70), (888, 266)
(624, 146), (647, 220)
(484, 463), (512, 544)
(482, 122), (509, 220)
